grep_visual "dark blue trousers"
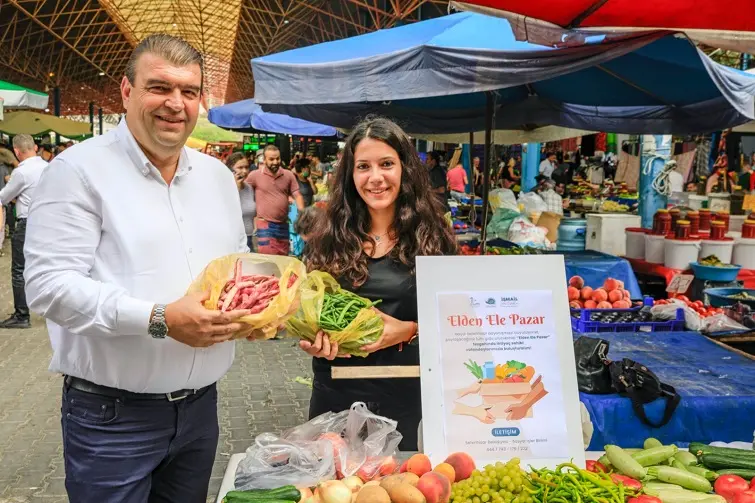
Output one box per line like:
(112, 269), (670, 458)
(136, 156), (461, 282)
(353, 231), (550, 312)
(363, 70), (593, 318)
(61, 382), (219, 503)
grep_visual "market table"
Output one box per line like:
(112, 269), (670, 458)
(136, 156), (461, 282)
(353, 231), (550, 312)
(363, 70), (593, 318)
(626, 257), (755, 289)
(578, 330), (755, 451)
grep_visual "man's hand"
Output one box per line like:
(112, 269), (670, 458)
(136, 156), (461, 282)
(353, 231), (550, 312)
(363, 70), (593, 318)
(164, 292), (250, 348)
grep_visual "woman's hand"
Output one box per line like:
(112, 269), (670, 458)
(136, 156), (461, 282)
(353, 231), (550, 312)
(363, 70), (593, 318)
(299, 331), (351, 360)
(361, 308), (417, 353)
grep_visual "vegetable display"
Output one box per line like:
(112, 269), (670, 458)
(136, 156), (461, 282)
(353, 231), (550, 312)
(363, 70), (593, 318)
(286, 271), (384, 357)
(217, 259), (296, 314)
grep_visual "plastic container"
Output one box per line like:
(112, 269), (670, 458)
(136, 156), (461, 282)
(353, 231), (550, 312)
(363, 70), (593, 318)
(730, 214), (747, 234)
(733, 237), (755, 269)
(675, 220), (691, 239)
(742, 220), (755, 239)
(557, 218), (587, 251)
(570, 307), (685, 333)
(731, 186), (745, 215)
(690, 262), (741, 282)
(701, 238), (735, 264)
(652, 209), (672, 235)
(664, 237), (701, 270)
(705, 288), (755, 309)
(669, 208), (682, 231)
(715, 211), (730, 233)
(625, 228), (647, 259)
(699, 209), (712, 232)
(645, 234), (667, 264)
(710, 221), (727, 240)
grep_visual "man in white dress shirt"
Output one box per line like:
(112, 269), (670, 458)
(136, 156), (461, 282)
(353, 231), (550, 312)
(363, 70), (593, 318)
(24, 34), (250, 503)
(0, 134), (46, 329)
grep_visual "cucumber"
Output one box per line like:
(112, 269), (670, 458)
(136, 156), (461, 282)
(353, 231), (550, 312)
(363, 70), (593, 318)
(632, 445), (678, 467)
(644, 437), (663, 449)
(717, 468), (755, 480)
(224, 486), (301, 501)
(689, 443), (755, 460)
(686, 464), (719, 481)
(605, 445), (647, 480)
(646, 465), (712, 492)
(675, 450), (699, 466)
(701, 453), (755, 471)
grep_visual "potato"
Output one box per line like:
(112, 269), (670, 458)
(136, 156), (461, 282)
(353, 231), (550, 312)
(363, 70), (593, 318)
(387, 482), (427, 503)
(356, 485), (391, 503)
(397, 473), (420, 487)
(380, 474), (404, 492)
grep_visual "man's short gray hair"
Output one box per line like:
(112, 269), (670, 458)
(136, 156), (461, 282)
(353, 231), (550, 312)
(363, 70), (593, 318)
(125, 34), (204, 91)
(12, 134), (35, 154)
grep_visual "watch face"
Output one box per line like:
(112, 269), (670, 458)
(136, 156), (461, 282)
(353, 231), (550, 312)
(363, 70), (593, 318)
(149, 322), (168, 339)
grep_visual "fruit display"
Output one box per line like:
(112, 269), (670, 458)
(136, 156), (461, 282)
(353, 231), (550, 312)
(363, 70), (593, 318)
(655, 296), (724, 319)
(457, 244), (543, 256)
(567, 276), (633, 310)
(600, 200), (631, 213)
(699, 255), (738, 268)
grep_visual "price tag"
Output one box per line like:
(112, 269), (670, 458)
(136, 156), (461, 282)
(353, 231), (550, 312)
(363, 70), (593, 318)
(743, 194), (755, 212)
(667, 274), (694, 294)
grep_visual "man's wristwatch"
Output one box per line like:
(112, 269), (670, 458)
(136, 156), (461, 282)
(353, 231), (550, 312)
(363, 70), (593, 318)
(149, 304), (169, 339)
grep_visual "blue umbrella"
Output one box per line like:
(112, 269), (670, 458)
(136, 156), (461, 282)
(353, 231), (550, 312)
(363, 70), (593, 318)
(252, 12), (755, 135)
(208, 98), (338, 137)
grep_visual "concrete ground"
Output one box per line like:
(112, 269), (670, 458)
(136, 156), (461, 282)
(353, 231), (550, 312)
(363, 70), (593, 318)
(0, 251), (313, 503)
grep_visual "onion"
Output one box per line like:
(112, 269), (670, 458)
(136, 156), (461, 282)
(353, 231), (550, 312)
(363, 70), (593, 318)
(342, 476), (364, 493)
(317, 480), (352, 503)
(298, 487), (314, 499)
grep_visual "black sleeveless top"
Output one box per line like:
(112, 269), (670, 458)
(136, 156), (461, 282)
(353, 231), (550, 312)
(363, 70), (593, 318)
(312, 254), (419, 381)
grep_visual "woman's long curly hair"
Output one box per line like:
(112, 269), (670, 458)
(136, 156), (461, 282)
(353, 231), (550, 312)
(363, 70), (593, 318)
(306, 117), (458, 287)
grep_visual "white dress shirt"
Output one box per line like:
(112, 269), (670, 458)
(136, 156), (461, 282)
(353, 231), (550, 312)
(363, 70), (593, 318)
(24, 120), (248, 393)
(539, 159), (555, 178)
(0, 156), (47, 217)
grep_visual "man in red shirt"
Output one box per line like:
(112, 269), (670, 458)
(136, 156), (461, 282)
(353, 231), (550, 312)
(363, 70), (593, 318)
(247, 145), (304, 255)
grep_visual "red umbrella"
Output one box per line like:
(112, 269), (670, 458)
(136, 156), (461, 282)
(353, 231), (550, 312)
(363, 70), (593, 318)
(451, 0), (755, 53)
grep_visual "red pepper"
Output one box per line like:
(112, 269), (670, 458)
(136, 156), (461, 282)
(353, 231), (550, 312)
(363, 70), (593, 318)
(586, 460), (607, 473)
(610, 473), (642, 491)
(628, 497), (662, 503)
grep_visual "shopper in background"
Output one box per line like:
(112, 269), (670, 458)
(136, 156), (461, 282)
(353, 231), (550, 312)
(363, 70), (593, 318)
(426, 151), (447, 209)
(38, 144), (55, 162)
(247, 145), (304, 255)
(293, 205), (325, 260)
(299, 117), (457, 451)
(294, 157), (318, 207)
(447, 162), (468, 200)
(0, 147), (16, 256)
(539, 178), (565, 215)
(739, 163), (753, 193)
(539, 152), (557, 179)
(226, 152), (256, 250)
(24, 34), (250, 502)
(0, 134), (47, 329)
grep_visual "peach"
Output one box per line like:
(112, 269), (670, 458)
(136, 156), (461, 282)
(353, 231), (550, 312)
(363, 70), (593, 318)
(604, 278), (620, 292)
(417, 472), (451, 503)
(569, 275), (585, 289)
(608, 290), (623, 304)
(568, 286), (580, 301)
(580, 286), (594, 301)
(623, 289), (631, 300)
(592, 288), (608, 303)
(584, 300), (597, 309)
(406, 453), (432, 477)
(399, 460), (409, 473)
(433, 463), (456, 484)
(379, 456), (398, 476)
(319, 432), (347, 472)
(617, 279), (625, 289)
(569, 301), (583, 310)
(597, 301), (613, 309)
(443, 452), (476, 482)
(612, 300), (631, 309)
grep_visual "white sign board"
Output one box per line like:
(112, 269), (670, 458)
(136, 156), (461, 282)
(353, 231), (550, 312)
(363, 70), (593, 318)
(666, 274), (694, 294)
(416, 255), (585, 468)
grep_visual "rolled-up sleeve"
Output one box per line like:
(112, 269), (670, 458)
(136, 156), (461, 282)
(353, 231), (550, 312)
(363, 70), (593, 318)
(24, 158), (155, 337)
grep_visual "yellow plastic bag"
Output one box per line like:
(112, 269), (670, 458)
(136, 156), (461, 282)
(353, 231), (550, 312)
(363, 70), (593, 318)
(187, 253), (306, 339)
(285, 271), (383, 357)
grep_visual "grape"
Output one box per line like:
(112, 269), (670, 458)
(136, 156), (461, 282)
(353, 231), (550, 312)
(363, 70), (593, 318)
(451, 458), (528, 503)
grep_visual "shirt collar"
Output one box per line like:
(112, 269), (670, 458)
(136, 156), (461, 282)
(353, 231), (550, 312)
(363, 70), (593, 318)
(263, 165), (283, 179)
(115, 119), (192, 179)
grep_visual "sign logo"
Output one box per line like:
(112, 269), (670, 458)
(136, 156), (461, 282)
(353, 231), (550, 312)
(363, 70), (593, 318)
(500, 296), (519, 307)
(469, 297), (480, 307)
(485, 297), (496, 306)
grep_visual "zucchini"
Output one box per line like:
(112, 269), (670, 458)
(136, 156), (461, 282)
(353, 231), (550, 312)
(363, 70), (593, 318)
(631, 445), (678, 467)
(701, 453), (755, 471)
(644, 437), (663, 449)
(605, 445), (647, 480)
(685, 464), (719, 481)
(717, 468), (755, 480)
(646, 465), (712, 492)
(674, 450), (699, 466)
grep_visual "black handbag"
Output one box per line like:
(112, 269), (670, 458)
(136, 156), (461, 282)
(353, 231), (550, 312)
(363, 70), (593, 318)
(608, 358), (681, 429)
(573, 336), (681, 428)
(573, 336), (613, 394)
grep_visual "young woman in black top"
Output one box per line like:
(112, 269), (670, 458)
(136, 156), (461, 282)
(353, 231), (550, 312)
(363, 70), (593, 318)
(299, 117), (458, 450)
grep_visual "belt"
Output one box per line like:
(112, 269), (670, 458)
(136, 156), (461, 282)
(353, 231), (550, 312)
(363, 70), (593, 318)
(64, 376), (209, 402)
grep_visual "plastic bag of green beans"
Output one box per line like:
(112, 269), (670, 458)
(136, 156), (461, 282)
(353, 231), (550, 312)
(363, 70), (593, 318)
(285, 271), (384, 357)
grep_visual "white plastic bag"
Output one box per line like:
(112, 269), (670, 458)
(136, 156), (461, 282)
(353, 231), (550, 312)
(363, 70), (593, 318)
(650, 300), (702, 331)
(517, 192), (548, 214)
(507, 217), (550, 249)
(489, 188), (518, 211)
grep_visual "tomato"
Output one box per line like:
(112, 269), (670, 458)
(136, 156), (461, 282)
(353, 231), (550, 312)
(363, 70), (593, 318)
(656, 299), (667, 305)
(585, 460), (607, 473)
(693, 300), (704, 309)
(676, 295), (690, 304)
(751, 478), (755, 491)
(715, 474), (750, 500)
(733, 490), (755, 503)
(610, 473), (642, 491)
(628, 496), (663, 503)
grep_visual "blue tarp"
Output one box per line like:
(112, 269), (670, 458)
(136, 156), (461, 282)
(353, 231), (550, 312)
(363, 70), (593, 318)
(579, 331), (755, 449)
(252, 12), (755, 135)
(207, 99), (337, 137)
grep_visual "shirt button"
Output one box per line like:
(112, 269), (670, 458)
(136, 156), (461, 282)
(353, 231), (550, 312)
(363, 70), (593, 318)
(179, 217), (184, 222)
(188, 248), (193, 254)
